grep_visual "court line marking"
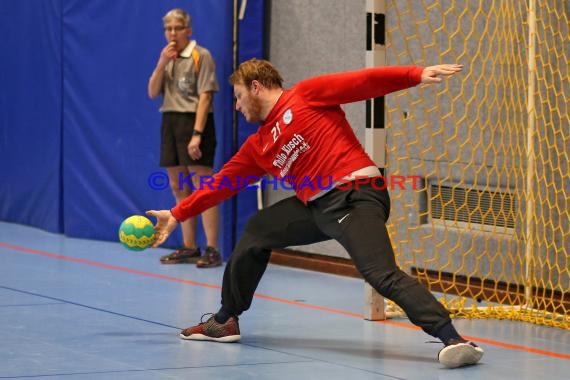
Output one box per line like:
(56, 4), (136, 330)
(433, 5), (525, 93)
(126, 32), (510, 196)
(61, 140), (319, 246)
(2, 242), (569, 361)
(0, 284), (180, 330)
(0, 285), (406, 379)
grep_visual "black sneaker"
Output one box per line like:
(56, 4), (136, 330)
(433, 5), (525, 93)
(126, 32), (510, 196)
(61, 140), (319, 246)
(196, 246), (222, 268)
(160, 247), (201, 264)
(438, 339), (484, 368)
(180, 313), (241, 342)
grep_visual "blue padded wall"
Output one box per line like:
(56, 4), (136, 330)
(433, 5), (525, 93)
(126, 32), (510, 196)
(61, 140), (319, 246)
(0, 0), (63, 233)
(1, 0), (265, 260)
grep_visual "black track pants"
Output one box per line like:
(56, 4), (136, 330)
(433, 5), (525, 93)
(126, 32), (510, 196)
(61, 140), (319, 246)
(221, 182), (451, 336)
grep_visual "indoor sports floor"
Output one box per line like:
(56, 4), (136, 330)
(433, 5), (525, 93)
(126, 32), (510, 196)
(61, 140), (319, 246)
(1, 221), (569, 379)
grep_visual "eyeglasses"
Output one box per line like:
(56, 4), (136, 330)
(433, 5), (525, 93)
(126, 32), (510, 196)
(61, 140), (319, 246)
(164, 26), (186, 33)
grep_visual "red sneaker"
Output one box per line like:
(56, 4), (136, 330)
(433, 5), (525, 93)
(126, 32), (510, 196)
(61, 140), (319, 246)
(180, 314), (241, 343)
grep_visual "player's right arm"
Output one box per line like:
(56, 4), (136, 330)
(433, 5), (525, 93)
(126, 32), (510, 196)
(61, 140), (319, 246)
(148, 41), (177, 98)
(146, 209), (179, 247)
(171, 139), (265, 221)
(147, 137), (265, 247)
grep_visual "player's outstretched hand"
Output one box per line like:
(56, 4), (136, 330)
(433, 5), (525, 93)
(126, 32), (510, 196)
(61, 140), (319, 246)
(146, 209), (179, 247)
(421, 64), (463, 84)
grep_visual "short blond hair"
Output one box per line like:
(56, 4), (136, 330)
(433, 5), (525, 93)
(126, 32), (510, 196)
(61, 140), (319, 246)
(163, 8), (191, 28)
(230, 58), (283, 89)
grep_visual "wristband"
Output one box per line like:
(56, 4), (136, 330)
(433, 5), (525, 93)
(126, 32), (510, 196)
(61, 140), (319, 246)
(192, 130), (203, 137)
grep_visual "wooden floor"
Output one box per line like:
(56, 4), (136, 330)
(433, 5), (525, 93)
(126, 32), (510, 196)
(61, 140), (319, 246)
(1, 221), (569, 379)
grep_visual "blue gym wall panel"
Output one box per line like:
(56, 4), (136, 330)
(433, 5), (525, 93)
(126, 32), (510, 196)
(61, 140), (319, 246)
(0, 0), (265, 261)
(61, 0), (235, 256)
(0, 0), (63, 233)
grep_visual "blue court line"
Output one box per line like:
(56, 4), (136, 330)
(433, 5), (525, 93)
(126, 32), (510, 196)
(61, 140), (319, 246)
(0, 302), (65, 308)
(0, 284), (407, 379)
(2, 242), (570, 362)
(235, 343), (408, 380)
(0, 285), (180, 330)
(0, 361), (317, 379)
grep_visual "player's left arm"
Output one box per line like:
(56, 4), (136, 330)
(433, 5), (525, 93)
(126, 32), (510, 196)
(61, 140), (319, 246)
(296, 64), (462, 106)
(420, 64), (463, 84)
(296, 66), (422, 106)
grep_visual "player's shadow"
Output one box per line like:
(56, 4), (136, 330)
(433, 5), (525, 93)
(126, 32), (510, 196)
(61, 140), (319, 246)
(242, 335), (435, 364)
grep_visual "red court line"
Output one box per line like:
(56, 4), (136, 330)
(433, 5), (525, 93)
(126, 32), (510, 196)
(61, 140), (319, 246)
(2, 242), (569, 361)
(0, 243), (220, 289)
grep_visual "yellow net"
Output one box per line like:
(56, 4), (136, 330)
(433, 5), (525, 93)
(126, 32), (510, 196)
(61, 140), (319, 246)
(384, 0), (569, 329)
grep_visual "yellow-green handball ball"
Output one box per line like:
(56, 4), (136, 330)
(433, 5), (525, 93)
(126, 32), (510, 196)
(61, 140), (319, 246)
(118, 215), (155, 251)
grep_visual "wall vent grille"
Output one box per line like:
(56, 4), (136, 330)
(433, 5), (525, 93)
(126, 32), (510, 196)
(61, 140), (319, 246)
(430, 185), (516, 229)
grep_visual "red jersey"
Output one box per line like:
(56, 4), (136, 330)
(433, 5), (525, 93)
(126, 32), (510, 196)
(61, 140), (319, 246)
(171, 66), (423, 221)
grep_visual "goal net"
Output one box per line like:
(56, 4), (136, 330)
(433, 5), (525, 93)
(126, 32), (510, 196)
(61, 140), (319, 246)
(384, 0), (569, 329)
